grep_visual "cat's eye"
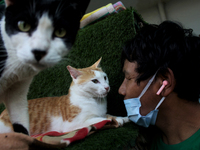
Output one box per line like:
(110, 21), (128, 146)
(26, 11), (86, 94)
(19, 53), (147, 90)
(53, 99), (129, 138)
(92, 79), (99, 84)
(54, 28), (67, 38)
(104, 76), (107, 80)
(18, 21), (31, 32)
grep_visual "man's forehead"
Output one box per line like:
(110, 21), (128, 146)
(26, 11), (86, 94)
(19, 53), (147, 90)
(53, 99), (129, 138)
(123, 60), (137, 74)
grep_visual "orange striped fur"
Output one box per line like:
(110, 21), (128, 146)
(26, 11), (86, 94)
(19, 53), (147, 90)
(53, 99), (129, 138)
(0, 58), (113, 135)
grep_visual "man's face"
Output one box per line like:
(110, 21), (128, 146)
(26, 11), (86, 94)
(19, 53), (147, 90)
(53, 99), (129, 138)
(118, 59), (148, 100)
(118, 59), (158, 115)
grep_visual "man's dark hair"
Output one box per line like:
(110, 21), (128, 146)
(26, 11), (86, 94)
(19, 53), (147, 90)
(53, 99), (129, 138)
(122, 21), (200, 102)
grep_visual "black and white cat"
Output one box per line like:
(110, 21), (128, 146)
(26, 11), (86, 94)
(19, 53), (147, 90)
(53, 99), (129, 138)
(0, 0), (90, 135)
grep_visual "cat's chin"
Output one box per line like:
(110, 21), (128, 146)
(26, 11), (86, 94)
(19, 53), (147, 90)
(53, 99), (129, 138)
(97, 93), (108, 98)
(29, 63), (48, 71)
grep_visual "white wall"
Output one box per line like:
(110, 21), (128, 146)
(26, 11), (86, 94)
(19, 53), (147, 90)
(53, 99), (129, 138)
(166, 0), (200, 35)
(138, 0), (200, 35)
(140, 6), (161, 25)
(86, 0), (200, 35)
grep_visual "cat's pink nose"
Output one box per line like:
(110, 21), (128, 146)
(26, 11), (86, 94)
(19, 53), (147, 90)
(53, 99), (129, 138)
(105, 87), (110, 92)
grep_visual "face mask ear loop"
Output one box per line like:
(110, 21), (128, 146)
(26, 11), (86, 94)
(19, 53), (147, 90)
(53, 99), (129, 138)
(138, 72), (157, 99)
(155, 97), (165, 110)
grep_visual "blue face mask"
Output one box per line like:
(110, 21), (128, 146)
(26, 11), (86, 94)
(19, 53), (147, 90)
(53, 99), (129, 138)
(124, 73), (165, 128)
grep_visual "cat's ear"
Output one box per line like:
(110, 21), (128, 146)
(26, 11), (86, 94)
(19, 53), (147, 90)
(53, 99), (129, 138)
(70, 0), (90, 19)
(91, 57), (102, 68)
(67, 65), (82, 79)
(4, 0), (16, 7)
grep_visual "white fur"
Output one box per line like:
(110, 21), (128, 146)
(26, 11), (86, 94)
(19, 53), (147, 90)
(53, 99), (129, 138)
(0, 13), (69, 133)
(9, 14), (68, 70)
(50, 70), (129, 133)
(0, 121), (13, 133)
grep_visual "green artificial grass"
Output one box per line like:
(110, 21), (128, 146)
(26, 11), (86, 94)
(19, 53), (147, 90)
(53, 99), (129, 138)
(27, 8), (145, 149)
(0, 8), (146, 149)
(28, 8), (146, 116)
(64, 122), (138, 150)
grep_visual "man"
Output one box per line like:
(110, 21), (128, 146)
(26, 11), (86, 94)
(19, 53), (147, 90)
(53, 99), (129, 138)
(118, 21), (200, 150)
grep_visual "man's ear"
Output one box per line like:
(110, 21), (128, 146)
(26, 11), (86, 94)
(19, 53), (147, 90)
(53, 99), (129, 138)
(157, 68), (176, 97)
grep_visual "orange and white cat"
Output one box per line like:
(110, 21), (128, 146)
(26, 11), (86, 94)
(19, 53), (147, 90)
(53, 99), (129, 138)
(0, 58), (129, 135)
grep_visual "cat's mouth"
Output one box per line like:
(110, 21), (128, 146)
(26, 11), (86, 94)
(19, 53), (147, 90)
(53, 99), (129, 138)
(98, 93), (108, 97)
(30, 63), (47, 71)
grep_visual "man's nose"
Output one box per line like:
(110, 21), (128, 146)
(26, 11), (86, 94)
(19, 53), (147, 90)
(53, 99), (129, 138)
(118, 81), (126, 96)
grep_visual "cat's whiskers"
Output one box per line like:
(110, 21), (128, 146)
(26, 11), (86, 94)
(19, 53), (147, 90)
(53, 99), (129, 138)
(8, 48), (17, 51)
(0, 45), (6, 49)
(0, 55), (7, 57)
(97, 94), (100, 100)
(97, 94), (104, 105)
(3, 48), (16, 53)
(0, 66), (6, 71)
(55, 1), (67, 16)
(99, 95), (103, 104)
(17, 51), (30, 59)
(96, 95), (100, 103)
(0, 48), (7, 52)
(0, 63), (6, 67)
(62, 58), (80, 67)
(0, 11), (4, 16)
(0, 65), (5, 73)
(28, 0), (36, 15)
(6, 59), (21, 68)
(5, 63), (22, 75)
(45, 63), (56, 69)
(60, 57), (69, 61)
(0, 60), (6, 64)
(47, 57), (61, 62)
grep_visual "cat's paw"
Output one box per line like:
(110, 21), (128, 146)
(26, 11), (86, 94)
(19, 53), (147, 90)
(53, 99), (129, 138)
(13, 123), (29, 135)
(115, 116), (130, 127)
(106, 114), (130, 127)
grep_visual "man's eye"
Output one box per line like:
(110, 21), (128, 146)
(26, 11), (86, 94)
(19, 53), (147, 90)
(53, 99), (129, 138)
(125, 77), (131, 80)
